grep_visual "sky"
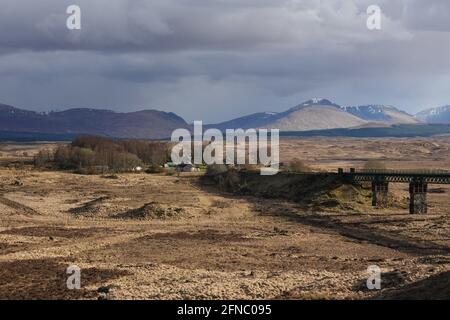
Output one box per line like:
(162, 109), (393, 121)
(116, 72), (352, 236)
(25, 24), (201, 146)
(0, 0), (449, 123)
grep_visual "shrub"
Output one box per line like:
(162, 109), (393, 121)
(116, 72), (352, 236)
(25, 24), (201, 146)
(363, 160), (386, 171)
(71, 147), (95, 168)
(165, 169), (176, 176)
(145, 164), (164, 174)
(287, 159), (311, 173)
(206, 164), (229, 176)
(237, 164), (261, 172)
(102, 174), (119, 179)
(110, 152), (142, 172)
(34, 149), (53, 168)
(54, 145), (72, 169)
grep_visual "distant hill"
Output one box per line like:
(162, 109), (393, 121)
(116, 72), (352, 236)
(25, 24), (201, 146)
(2, 99), (449, 141)
(0, 103), (188, 139)
(212, 99), (367, 131)
(341, 105), (419, 124)
(415, 105), (450, 124)
(280, 124), (450, 138)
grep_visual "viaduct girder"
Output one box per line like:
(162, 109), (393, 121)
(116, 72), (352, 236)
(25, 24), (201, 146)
(338, 168), (450, 214)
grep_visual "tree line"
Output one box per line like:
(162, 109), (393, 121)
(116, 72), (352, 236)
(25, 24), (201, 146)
(34, 136), (172, 173)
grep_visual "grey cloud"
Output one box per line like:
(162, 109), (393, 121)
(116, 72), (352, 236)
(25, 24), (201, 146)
(0, 0), (412, 53)
(402, 0), (450, 31)
(0, 0), (449, 122)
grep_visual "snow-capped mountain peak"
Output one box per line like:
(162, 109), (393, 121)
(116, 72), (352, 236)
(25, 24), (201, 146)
(415, 105), (450, 124)
(341, 105), (418, 124)
(301, 98), (339, 107)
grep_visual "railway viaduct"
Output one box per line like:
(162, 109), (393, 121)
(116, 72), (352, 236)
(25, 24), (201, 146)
(339, 168), (450, 214)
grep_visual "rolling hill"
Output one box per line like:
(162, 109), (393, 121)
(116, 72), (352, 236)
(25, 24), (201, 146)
(0, 103), (188, 139)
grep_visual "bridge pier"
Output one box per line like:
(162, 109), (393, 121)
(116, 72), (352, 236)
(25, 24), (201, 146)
(372, 180), (389, 208)
(409, 180), (428, 214)
(344, 168), (449, 214)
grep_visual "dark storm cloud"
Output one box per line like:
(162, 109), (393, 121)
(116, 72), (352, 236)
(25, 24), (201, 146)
(0, 0), (449, 122)
(0, 0), (320, 53)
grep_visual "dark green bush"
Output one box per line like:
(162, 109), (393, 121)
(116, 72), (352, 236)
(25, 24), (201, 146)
(145, 164), (164, 174)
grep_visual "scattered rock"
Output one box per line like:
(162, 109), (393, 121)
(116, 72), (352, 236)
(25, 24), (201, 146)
(242, 270), (255, 277)
(97, 292), (109, 300)
(267, 271), (281, 278)
(274, 227), (288, 236)
(418, 256), (450, 265)
(97, 284), (120, 294)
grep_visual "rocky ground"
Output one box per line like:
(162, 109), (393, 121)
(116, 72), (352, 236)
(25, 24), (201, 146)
(0, 137), (449, 299)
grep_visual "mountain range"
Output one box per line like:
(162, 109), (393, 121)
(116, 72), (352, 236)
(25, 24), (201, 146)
(415, 105), (450, 124)
(341, 104), (419, 125)
(0, 103), (188, 139)
(0, 100), (449, 139)
(211, 99), (420, 131)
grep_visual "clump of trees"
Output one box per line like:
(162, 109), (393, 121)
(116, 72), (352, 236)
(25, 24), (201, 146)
(34, 136), (172, 173)
(34, 149), (54, 168)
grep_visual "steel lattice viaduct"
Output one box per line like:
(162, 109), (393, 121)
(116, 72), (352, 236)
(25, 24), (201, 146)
(339, 168), (450, 214)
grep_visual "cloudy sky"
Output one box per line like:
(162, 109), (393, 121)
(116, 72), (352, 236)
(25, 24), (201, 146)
(0, 0), (449, 123)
